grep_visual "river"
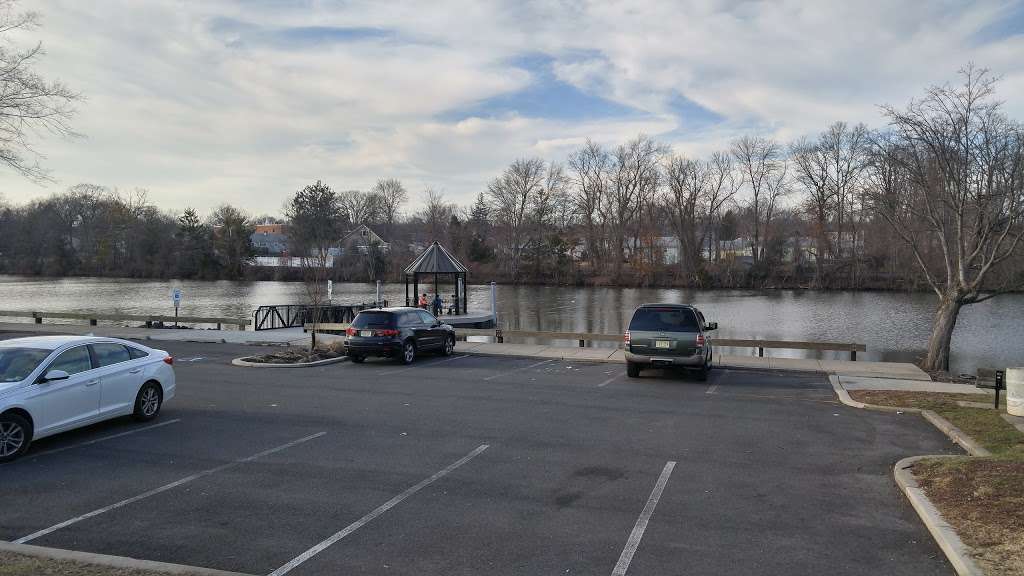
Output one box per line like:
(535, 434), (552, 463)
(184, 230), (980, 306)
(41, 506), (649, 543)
(0, 275), (1021, 374)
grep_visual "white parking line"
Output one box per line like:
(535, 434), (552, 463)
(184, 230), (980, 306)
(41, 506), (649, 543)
(29, 419), (182, 458)
(597, 372), (623, 387)
(611, 461), (676, 576)
(378, 354), (469, 376)
(268, 444), (490, 576)
(483, 358), (557, 381)
(705, 383), (720, 395)
(14, 431), (326, 544)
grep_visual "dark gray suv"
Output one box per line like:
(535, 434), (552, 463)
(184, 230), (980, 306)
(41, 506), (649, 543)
(624, 304), (717, 379)
(345, 307), (456, 364)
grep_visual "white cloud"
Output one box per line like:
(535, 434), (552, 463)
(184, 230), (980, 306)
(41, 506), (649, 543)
(1, 0), (1022, 215)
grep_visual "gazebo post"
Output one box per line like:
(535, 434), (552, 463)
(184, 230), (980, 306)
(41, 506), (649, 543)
(405, 276), (409, 307)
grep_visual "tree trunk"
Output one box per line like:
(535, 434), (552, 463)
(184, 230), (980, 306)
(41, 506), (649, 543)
(923, 294), (962, 372)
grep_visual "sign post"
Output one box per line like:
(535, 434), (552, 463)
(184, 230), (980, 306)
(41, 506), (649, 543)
(171, 288), (182, 327)
(327, 280), (333, 303)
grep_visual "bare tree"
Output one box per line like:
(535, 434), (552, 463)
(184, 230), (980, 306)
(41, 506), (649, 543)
(339, 190), (380, 226)
(0, 0), (80, 181)
(731, 136), (784, 262)
(371, 178), (407, 238)
(285, 180), (344, 350)
(488, 158), (545, 279)
(605, 135), (666, 280)
(867, 66), (1024, 371)
(664, 155), (707, 281)
(419, 188), (454, 243)
(568, 140), (609, 270)
(703, 151), (741, 263)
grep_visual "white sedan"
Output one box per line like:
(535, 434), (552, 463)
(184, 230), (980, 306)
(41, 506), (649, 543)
(0, 335), (175, 462)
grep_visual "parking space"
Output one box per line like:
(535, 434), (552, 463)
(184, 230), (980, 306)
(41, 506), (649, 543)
(0, 333), (959, 575)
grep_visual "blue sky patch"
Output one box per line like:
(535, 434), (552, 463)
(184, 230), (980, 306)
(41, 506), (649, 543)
(439, 53), (639, 122)
(971, 3), (1024, 44)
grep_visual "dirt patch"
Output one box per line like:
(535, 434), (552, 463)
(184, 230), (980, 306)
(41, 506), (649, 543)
(914, 458), (1024, 576)
(0, 551), (200, 576)
(243, 342), (346, 364)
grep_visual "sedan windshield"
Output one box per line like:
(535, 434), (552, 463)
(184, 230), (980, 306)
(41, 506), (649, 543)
(0, 348), (51, 383)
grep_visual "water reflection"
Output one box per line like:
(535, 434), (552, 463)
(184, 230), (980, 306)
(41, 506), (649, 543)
(0, 275), (1020, 374)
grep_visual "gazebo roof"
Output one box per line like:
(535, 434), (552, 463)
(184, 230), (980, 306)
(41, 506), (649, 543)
(404, 241), (468, 275)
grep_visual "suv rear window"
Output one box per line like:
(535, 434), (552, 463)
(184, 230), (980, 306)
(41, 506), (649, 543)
(351, 311), (395, 329)
(628, 308), (699, 332)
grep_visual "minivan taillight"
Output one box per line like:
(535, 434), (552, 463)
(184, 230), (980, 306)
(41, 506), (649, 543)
(163, 356), (174, 365)
(696, 334), (705, 348)
(624, 330), (630, 344)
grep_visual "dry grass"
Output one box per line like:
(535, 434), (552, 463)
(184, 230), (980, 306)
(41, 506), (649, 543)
(914, 458), (1024, 576)
(0, 551), (196, 576)
(846, 389), (1024, 575)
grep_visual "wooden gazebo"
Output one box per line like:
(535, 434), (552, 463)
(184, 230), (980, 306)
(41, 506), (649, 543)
(404, 242), (469, 315)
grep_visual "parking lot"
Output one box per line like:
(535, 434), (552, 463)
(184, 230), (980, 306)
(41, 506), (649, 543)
(1, 333), (959, 575)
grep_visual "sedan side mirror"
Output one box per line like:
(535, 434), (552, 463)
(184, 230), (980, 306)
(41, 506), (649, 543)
(704, 322), (718, 331)
(41, 369), (70, 383)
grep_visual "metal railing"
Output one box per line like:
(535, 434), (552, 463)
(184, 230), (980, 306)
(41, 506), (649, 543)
(253, 302), (387, 331)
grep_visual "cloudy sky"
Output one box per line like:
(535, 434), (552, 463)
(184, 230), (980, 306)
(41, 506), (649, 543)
(2, 0), (1023, 215)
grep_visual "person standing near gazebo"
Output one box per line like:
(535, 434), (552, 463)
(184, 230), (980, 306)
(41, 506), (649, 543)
(432, 294), (443, 316)
(419, 293), (428, 309)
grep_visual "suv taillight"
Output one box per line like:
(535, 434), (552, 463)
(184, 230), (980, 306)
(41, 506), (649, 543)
(624, 330), (630, 344)
(163, 356), (174, 365)
(345, 327), (356, 336)
(375, 329), (399, 337)
(696, 334), (705, 348)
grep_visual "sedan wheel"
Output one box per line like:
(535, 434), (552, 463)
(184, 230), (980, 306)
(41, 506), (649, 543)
(400, 341), (416, 365)
(133, 383), (162, 422)
(442, 335), (455, 356)
(0, 413), (31, 462)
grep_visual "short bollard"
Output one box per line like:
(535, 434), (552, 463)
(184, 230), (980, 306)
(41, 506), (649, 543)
(976, 370), (1005, 409)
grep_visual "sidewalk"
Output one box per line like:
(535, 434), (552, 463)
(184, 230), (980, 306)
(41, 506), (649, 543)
(0, 321), (932, 382)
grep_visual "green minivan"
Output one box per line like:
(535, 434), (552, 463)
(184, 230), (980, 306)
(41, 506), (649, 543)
(624, 304), (717, 380)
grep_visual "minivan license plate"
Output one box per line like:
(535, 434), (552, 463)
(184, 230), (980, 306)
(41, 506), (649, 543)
(655, 340), (671, 349)
(360, 330), (374, 337)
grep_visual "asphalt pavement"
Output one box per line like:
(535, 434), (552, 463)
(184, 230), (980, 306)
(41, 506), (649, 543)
(0, 333), (959, 575)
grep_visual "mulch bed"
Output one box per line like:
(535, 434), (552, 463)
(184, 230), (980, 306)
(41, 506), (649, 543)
(243, 347), (345, 364)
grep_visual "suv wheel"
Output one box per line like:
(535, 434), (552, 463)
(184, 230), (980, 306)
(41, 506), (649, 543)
(400, 340), (416, 365)
(626, 362), (640, 378)
(441, 335), (455, 356)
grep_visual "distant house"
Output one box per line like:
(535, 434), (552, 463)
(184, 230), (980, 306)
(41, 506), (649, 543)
(251, 224), (289, 256)
(340, 225), (390, 256)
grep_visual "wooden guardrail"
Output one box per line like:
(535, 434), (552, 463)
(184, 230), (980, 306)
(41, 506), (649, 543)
(304, 323), (866, 361)
(0, 310), (250, 330)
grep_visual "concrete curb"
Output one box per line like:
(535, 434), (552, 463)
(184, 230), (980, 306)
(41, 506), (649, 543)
(231, 356), (349, 368)
(828, 375), (991, 457)
(0, 540), (255, 576)
(892, 457), (985, 576)
(920, 410), (992, 457)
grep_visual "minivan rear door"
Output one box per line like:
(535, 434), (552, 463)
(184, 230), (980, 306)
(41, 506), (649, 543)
(627, 307), (700, 356)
